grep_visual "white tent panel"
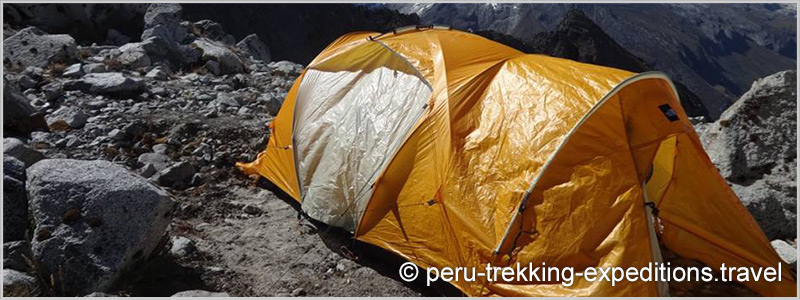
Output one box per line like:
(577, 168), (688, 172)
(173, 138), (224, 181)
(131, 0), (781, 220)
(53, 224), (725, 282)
(293, 65), (431, 231)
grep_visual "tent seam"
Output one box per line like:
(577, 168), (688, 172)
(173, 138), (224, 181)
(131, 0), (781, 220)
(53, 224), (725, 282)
(493, 71), (677, 254)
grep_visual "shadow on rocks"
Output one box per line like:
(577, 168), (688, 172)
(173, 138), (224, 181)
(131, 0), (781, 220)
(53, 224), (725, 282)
(114, 253), (210, 296)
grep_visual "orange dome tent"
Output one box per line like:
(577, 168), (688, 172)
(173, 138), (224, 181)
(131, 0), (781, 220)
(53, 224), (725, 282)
(238, 27), (796, 297)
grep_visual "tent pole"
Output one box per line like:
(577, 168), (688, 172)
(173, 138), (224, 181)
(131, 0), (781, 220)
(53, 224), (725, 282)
(643, 181), (670, 296)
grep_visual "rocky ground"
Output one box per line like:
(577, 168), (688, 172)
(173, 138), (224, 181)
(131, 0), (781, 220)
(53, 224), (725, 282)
(2, 3), (797, 297)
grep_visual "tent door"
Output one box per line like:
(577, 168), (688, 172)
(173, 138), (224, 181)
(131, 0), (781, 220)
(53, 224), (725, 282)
(644, 135), (678, 296)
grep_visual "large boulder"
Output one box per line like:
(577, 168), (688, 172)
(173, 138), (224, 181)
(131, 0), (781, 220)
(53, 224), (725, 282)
(700, 70), (797, 240)
(3, 76), (48, 136)
(3, 27), (77, 69)
(701, 70), (796, 181)
(27, 159), (176, 295)
(191, 38), (244, 75)
(3, 156), (29, 242)
(66, 73), (145, 97)
(141, 3), (186, 44)
(236, 33), (270, 62)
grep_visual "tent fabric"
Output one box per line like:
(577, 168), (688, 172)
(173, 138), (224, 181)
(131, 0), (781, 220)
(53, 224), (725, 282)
(237, 28), (796, 297)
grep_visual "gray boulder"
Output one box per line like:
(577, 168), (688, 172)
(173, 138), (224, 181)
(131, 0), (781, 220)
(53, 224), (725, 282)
(2, 269), (40, 297)
(171, 290), (230, 297)
(46, 106), (88, 129)
(771, 240), (797, 269)
(142, 3), (185, 44)
(192, 38), (244, 75)
(3, 76), (48, 135)
(236, 34), (271, 62)
(27, 159), (176, 295)
(3, 156), (29, 242)
(700, 70), (797, 240)
(701, 70), (796, 181)
(3, 138), (45, 167)
(3, 27), (77, 68)
(67, 73), (145, 97)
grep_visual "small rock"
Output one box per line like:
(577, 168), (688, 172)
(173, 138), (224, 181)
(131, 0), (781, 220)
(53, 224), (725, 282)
(190, 173), (203, 186)
(140, 164), (157, 178)
(138, 152), (171, 171)
(40, 81), (63, 102)
(108, 129), (128, 141)
(4, 77), (48, 135)
(117, 47), (151, 69)
(146, 65), (170, 81)
(194, 223), (212, 232)
(46, 106), (88, 129)
(237, 107), (253, 115)
(169, 236), (197, 258)
(242, 204), (262, 215)
(154, 161), (196, 189)
(62, 63), (84, 78)
(335, 259), (359, 273)
(3, 138), (45, 167)
(272, 60), (303, 75)
(67, 73), (145, 97)
(236, 33), (270, 61)
(192, 38), (244, 75)
(214, 84), (233, 92)
(2, 269), (40, 297)
(203, 60), (221, 76)
(171, 290), (230, 297)
(18, 75), (36, 90)
(215, 93), (240, 107)
(291, 288), (306, 297)
(204, 109), (219, 118)
(82, 63), (109, 74)
(152, 144), (169, 154)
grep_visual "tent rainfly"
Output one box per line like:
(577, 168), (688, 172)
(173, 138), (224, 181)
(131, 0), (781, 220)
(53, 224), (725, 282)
(238, 27), (796, 296)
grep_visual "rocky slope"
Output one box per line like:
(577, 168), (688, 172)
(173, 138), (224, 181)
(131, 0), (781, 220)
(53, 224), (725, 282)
(388, 3), (797, 119)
